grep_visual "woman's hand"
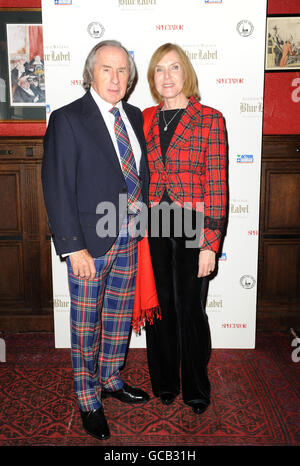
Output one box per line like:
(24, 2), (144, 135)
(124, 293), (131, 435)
(198, 249), (216, 278)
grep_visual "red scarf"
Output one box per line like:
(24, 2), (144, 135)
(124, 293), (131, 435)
(131, 106), (161, 332)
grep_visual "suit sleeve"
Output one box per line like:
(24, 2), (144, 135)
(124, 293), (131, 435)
(201, 112), (227, 252)
(42, 110), (86, 255)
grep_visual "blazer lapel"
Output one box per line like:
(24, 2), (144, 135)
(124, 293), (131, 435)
(146, 107), (165, 171)
(146, 99), (199, 168)
(164, 99), (197, 161)
(80, 91), (124, 178)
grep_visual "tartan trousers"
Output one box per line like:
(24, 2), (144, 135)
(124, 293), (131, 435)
(67, 218), (138, 412)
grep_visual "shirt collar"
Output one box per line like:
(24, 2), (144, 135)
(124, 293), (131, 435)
(90, 86), (123, 114)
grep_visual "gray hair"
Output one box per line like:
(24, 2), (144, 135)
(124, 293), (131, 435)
(82, 40), (136, 92)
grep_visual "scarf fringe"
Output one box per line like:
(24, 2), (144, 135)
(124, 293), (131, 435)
(132, 305), (162, 334)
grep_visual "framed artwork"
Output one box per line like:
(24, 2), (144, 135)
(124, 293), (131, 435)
(7, 23), (45, 106)
(0, 6), (46, 136)
(265, 15), (300, 71)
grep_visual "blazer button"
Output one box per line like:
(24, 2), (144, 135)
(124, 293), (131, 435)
(162, 173), (167, 181)
(122, 186), (127, 193)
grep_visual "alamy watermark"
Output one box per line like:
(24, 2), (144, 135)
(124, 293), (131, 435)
(0, 338), (6, 362)
(95, 194), (204, 248)
(291, 337), (300, 363)
(291, 77), (300, 103)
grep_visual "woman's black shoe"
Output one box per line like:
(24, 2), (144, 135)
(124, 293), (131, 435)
(189, 401), (209, 414)
(160, 392), (177, 405)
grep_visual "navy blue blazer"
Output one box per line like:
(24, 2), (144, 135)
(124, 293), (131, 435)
(42, 90), (149, 257)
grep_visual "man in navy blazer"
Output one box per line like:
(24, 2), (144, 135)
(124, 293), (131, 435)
(42, 40), (150, 440)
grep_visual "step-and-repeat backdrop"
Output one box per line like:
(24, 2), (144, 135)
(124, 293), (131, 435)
(41, 0), (267, 349)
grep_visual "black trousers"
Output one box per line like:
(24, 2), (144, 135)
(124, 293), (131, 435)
(146, 227), (212, 405)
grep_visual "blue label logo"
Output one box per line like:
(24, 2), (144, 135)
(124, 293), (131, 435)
(237, 154), (254, 163)
(205, 0), (222, 3)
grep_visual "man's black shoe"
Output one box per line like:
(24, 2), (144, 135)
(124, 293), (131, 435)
(102, 383), (150, 404)
(80, 406), (110, 440)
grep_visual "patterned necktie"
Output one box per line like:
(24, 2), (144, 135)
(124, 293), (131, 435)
(110, 107), (142, 214)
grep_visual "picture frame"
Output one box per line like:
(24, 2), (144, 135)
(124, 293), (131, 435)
(7, 23), (45, 107)
(0, 4), (46, 136)
(265, 15), (300, 72)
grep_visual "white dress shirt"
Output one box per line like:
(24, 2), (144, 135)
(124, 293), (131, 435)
(62, 87), (142, 257)
(90, 86), (141, 172)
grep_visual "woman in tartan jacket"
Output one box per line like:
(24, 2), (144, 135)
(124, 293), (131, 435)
(143, 43), (227, 414)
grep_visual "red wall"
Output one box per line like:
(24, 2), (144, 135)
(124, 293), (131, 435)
(267, 0), (299, 15)
(263, 0), (300, 134)
(0, 1), (41, 7)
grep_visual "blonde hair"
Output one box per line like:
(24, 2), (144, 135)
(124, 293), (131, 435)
(147, 43), (200, 103)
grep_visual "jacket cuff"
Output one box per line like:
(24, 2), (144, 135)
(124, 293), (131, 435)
(51, 233), (86, 256)
(200, 228), (222, 253)
(204, 216), (226, 233)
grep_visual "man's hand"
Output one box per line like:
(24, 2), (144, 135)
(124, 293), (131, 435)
(198, 249), (216, 278)
(69, 249), (96, 280)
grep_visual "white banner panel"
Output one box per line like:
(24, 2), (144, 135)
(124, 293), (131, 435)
(41, 0), (267, 349)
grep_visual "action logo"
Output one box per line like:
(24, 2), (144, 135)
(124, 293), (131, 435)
(237, 154), (254, 163)
(54, 0), (72, 4)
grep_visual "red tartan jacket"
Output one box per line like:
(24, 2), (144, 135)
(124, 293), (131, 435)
(143, 96), (227, 253)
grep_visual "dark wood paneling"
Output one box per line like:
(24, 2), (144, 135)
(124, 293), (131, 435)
(0, 137), (53, 332)
(0, 169), (22, 233)
(261, 135), (300, 158)
(0, 242), (24, 300)
(264, 166), (300, 233)
(261, 240), (300, 300)
(257, 134), (300, 330)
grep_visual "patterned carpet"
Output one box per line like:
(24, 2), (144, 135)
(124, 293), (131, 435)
(0, 331), (299, 447)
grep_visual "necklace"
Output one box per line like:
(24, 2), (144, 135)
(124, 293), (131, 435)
(162, 108), (182, 131)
